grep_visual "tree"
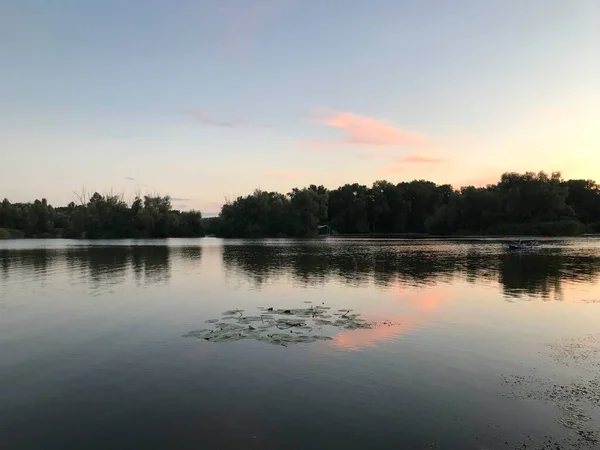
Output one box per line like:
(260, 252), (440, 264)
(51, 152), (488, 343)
(328, 184), (370, 233)
(288, 187), (328, 237)
(5, 170), (600, 239)
(565, 179), (600, 229)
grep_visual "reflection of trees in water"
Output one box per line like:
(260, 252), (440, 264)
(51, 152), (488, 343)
(179, 246), (202, 261)
(221, 243), (600, 300)
(131, 246), (171, 286)
(221, 245), (289, 287)
(67, 247), (130, 290)
(222, 244), (478, 288)
(500, 252), (600, 300)
(0, 249), (55, 286)
(0, 246), (203, 289)
(1, 254), (8, 282)
(1, 249), (53, 280)
(222, 244), (498, 288)
(4, 242), (600, 300)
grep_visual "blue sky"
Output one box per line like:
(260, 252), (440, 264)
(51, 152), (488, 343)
(1, 0), (599, 213)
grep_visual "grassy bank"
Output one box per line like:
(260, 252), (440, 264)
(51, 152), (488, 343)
(0, 228), (26, 239)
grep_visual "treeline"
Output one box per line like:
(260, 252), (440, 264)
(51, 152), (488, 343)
(0, 192), (204, 239)
(206, 172), (600, 237)
(208, 186), (328, 238)
(3, 171), (600, 240)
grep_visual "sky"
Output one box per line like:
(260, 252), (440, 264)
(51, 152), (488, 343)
(1, 0), (599, 214)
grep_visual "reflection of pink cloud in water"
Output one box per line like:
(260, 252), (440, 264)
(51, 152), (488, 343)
(332, 283), (456, 350)
(332, 318), (415, 351)
(407, 289), (449, 313)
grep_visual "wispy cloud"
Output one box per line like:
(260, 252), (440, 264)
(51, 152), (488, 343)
(381, 153), (445, 175)
(316, 111), (433, 148)
(400, 153), (445, 163)
(182, 110), (248, 128)
(125, 176), (136, 181)
(170, 197), (191, 202)
(181, 110), (274, 129)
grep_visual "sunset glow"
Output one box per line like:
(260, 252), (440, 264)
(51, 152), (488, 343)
(1, 1), (598, 212)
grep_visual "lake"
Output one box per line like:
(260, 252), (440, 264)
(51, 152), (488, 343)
(1, 238), (599, 450)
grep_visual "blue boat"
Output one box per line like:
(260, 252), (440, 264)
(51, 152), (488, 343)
(508, 243), (528, 250)
(508, 241), (540, 250)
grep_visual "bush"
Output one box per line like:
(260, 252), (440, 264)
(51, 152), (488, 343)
(0, 228), (25, 239)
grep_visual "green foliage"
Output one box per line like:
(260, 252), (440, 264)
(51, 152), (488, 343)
(425, 172), (582, 235)
(4, 171), (600, 239)
(0, 193), (205, 239)
(216, 186), (328, 238)
(202, 217), (221, 236)
(0, 228), (25, 239)
(211, 171), (600, 237)
(565, 179), (600, 231)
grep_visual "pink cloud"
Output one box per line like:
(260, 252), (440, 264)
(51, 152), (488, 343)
(319, 112), (433, 148)
(400, 153), (444, 163)
(380, 153), (445, 175)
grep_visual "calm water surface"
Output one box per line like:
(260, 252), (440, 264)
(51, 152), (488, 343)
(1, 238), (600, 449)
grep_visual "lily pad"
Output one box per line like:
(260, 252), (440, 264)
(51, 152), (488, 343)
(216, 323), (245, 332)
(314, 319), (332, 326)
(182, 329), (213, 338)
(205, 331), (246, 343)
(238, 316), (261, 323)
(184, 303), (373, 347)
(276, 318), (306, 326)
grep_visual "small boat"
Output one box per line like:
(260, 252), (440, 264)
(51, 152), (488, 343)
(508, 240), (540, 250)
(508, 243), (528, 250)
